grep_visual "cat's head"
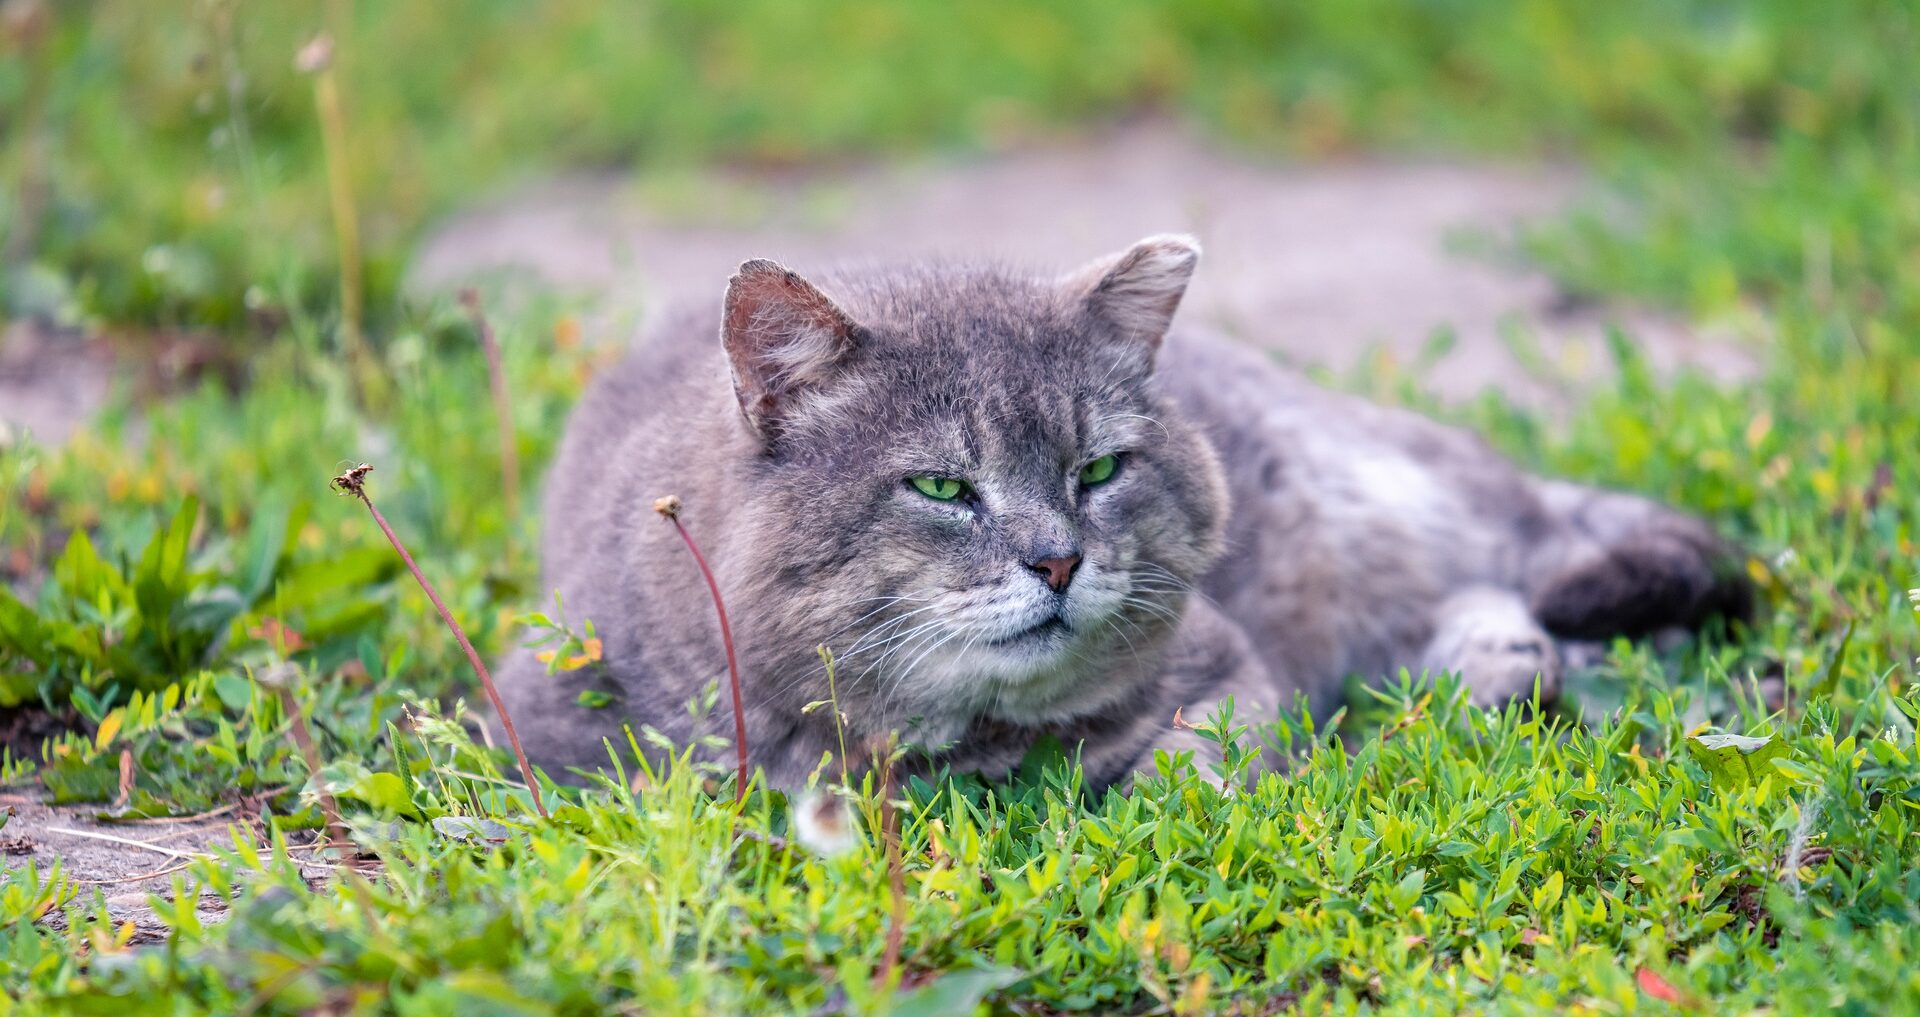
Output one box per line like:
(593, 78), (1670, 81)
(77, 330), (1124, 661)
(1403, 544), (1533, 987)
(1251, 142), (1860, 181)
(720, 236), (1228, 734)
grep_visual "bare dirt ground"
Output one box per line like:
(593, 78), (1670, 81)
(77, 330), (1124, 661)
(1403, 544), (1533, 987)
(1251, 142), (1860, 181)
(0, 789), (342, 942)
(0, 321), (112, 448)
(412, 122), (1755, 406)
(0, 123), (1756, 447)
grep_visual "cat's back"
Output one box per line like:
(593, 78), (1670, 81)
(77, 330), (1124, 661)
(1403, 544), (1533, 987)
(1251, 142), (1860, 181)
(568, 302), (725, 444)
(1155, 329), (1549, 702)
(1155, 327), (1540, 524)
(538, 301), (731, 585)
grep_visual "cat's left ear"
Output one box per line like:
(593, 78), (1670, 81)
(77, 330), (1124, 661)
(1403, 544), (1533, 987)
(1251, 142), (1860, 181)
(1060, 234), (1201, 360)
(721, 259), (861, 439)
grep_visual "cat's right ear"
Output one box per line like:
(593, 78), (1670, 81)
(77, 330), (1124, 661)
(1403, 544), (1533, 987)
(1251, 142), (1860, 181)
(721, 259), (861, 439)
(1060, 234), (1201, 365)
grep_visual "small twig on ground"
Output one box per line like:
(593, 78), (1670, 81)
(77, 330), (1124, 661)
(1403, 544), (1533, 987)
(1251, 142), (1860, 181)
(653, 495), (749, 802)
(115, 800), (245, 825)
(459, 289), (521, 519)
(333, 464), (548, 818)
(136, 825), (241, 847)
(44, 827), (205, 862)
(73, 860), (199, 887)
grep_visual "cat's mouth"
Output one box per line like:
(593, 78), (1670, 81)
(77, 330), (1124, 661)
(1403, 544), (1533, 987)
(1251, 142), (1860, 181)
(988, 614), (1070, 647)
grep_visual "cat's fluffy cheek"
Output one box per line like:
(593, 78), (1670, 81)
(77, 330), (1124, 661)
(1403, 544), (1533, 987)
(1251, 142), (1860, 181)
(1059, 561), (1129, 631)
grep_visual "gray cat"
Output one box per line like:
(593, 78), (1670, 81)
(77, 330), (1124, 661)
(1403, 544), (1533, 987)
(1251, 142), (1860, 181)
(496, 236), (1748, 789)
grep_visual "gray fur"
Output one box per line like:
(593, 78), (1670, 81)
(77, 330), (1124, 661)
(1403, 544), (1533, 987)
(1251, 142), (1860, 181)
(497, 236), (1748, 789)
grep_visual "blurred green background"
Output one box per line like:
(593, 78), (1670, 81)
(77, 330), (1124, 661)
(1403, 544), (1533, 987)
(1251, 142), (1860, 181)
(5, 0), (1916, 338)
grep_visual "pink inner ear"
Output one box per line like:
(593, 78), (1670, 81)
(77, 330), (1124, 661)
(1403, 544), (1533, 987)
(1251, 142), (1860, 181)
(1068, 236), (1200, 351)
(722, 261), (857, 428)
(726, 264), (846, 349)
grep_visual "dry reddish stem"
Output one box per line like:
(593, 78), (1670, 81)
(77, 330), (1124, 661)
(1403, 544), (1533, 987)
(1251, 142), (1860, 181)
(333, 465), (547, 818)
(276, 685), (351, 847)
(459, 289), (521, 519)
(114, 748), (134, 812)
(876, 758), (907, 990)
(653, 495), (749, 802)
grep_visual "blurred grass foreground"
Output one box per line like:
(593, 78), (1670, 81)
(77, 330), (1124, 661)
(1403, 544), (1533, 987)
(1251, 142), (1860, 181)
(2, 1), (1920, 1014)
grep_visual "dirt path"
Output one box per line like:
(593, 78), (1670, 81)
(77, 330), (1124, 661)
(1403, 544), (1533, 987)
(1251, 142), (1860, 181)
(1, 124), (1755, 446)
(2, 790), (266, 940)
(411, 122), (1754, 407)
(0, 322), (112, 448)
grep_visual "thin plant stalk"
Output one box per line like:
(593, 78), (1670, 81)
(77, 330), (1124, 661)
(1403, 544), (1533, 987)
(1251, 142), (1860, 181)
(297, 34), (382, 404)
(653, 495), (749, 802)
(460, 290), (521, 519)
(333, 465), (547, 818)
(873, 740), (906, 991)
(211, 0), (265, 231)
(275, 684), (350, 848)
(817, 645), (849, 786)
(2, 1), (52, 271)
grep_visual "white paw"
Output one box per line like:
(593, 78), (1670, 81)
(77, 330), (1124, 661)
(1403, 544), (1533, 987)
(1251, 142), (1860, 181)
(1425, 625), (1563, 707)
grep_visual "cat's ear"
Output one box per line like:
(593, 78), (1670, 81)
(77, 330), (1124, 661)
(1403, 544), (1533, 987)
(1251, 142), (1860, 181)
(1060, 234), (1201, 358)
(721, 259), (861, 437)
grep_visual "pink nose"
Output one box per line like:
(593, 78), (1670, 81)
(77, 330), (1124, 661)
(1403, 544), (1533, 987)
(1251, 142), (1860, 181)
(1028, 555), (1082, 593)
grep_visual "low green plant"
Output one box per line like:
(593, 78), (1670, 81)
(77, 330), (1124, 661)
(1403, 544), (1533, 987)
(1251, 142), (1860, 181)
(0, 497), (293, 709)
(4, 672), (1917, 1012)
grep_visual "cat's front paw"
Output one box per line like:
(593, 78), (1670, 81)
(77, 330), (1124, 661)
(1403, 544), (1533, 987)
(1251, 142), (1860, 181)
(1420, 588), (1563, 708)
(1448, 631), (1562, 708)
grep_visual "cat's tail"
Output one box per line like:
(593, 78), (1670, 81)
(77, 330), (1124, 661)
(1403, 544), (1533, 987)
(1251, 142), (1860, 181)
(1524, 480), (1754, 641)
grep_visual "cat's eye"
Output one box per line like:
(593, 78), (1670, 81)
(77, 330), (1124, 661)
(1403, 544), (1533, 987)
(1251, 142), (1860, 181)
(1079, 454), (1120, 487)
(908, 475), (969, 502)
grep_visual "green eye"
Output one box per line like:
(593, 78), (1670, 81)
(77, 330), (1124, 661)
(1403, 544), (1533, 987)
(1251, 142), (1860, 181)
(1079, 454), (1120, 486)
(909, 475), (968, 501)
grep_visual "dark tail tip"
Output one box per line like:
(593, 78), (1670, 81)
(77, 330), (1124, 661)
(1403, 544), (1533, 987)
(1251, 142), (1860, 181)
(1531, 534), (1754, 641)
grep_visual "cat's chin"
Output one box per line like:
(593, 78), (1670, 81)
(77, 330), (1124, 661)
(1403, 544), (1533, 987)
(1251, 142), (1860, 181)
(985, 615), (1072, 649)
(968, 623), (1144, 720)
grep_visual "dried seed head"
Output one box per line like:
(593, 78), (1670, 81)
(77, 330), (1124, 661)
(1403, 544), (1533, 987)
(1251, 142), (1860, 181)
(792, 788), (858, 858)
(4, 0), (49, 44)
(331, 463), (373, 497)
(255, 662), (301, 690)
(295, 33), (333, 74)
(652, 495), (683, 519)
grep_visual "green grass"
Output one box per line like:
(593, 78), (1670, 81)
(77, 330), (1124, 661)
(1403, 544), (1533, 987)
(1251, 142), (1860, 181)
(4, 0), (1920, 1013)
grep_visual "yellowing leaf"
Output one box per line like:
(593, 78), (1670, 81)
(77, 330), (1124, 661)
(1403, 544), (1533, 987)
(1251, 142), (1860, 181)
(1687, 731), (1789, 787)
(95, 710), (124, 750)
(1534, 870), (1564, 913)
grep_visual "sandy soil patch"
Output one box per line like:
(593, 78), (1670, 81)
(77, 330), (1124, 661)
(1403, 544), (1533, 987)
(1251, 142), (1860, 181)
(412, 122), (1754, 407)
(1, 788), (334, 942)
